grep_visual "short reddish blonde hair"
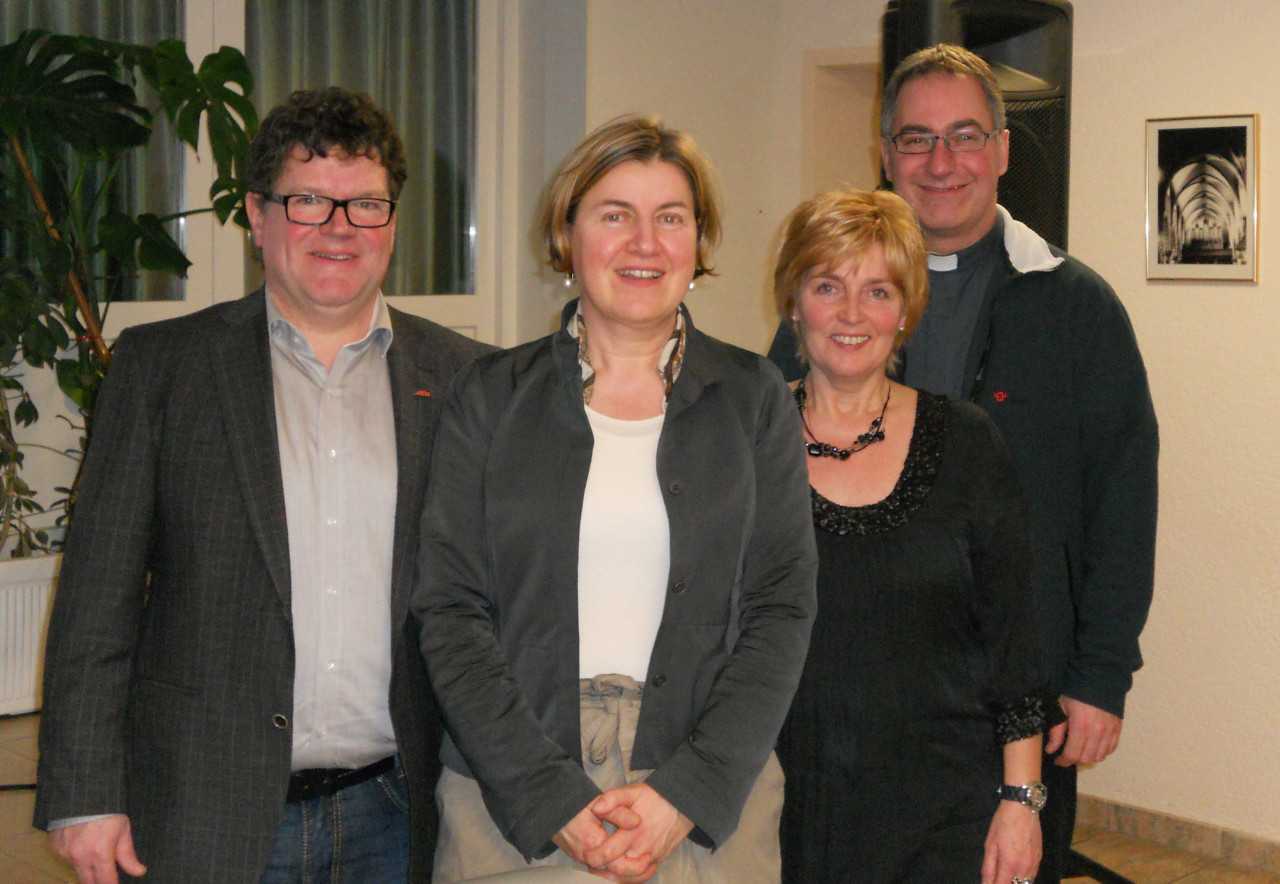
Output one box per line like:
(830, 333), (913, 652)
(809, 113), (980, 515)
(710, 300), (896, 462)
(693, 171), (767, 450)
(773, 188), (929, 367)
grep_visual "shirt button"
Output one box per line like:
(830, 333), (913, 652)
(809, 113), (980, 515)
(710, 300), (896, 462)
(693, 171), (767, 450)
(670, 581), (687, 595)
(272, 714), (289, 729)
(326, 448), (338, 460)
(324, 660), (337, 671)
(325, 517), (338, 528)
(325, 585), (338, 596)
(652, 673), (667, 688)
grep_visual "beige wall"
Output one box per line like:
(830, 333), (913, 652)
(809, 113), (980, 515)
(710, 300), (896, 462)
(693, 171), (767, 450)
(582, 0), (886, 349)
(1069, 0), (1280, 843)
(577, 0), (1280, 844)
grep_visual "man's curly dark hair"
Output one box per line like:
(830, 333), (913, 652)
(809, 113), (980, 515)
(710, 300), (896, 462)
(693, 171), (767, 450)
(246, 87), (408, 199)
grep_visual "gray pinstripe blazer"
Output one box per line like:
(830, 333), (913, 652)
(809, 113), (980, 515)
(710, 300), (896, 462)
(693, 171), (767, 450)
(34, 290), (492, 882)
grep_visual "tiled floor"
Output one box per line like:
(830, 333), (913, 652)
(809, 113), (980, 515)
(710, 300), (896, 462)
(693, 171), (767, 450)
(0, 714), (71, 882)
(3, 712), (1278, 883)
(1068, 824), (1280, 883)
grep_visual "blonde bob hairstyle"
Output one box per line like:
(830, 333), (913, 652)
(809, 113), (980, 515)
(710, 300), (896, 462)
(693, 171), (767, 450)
(773, 188), (929, 367)
(541, 113), (722, 278)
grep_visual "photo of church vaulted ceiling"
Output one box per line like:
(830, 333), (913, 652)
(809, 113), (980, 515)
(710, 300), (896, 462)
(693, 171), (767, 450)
(1156, 125), (1248, 265)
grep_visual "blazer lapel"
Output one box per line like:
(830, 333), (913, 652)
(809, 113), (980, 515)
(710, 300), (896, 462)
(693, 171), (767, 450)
(666, 320), (720, 422)
(209, 290), (293, 612)
(386, 311), (448, 624)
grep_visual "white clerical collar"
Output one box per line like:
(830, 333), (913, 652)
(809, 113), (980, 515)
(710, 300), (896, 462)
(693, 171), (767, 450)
(927, 252), (958, 272)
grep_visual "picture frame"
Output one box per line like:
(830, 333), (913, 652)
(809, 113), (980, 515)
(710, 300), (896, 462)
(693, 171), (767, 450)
(1146, 114), (1257, 281)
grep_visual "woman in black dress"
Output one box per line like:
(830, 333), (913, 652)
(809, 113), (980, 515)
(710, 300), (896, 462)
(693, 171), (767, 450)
(772, 188), (1049, 884)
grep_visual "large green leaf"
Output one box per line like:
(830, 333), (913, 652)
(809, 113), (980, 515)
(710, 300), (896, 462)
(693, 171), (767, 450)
(134, 213), (191, 276)
(0, 31), (152, 159)
(96, 211), (191, 277)
(55, 356), (101, 410)
(11, 394), (37, 427)
(211, 173), (251, 226)
(95, 211), (140, 268)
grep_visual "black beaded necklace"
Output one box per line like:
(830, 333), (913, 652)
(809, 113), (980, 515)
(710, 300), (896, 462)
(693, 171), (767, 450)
(795, 377), (890, 460)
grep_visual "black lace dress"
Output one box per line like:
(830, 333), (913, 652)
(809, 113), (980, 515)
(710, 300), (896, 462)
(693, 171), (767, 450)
(777, 390), (1048, 883)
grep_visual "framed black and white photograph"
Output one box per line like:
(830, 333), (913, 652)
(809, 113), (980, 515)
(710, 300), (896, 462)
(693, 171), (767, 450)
(1146, 114), (1257, 281)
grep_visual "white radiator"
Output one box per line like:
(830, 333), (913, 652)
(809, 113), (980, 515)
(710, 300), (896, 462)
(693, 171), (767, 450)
(0, 555), (58, 715)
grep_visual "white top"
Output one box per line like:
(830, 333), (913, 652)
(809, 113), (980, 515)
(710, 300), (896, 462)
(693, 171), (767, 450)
(577, 407), (670, 681)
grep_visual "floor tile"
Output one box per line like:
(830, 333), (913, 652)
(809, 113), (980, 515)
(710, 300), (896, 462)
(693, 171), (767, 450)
(1073, 831), (1212, 883)
(1075, 822), (1104, 843)
(5, 735), (39, 763)
(1179, 865), (1280, 883)
(0, 854), (70, 884)
(0, 829), (75, 882)
(0, 715), (40, 745)
(0, 790), (38, 839)
(0, 746), (37, 788)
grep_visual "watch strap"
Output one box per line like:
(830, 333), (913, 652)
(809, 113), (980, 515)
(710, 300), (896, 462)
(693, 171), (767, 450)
(998, 781), (1047, 813)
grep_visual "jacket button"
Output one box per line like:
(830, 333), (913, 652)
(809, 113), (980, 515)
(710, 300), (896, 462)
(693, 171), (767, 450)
(667, 480), (683, 495)
(652, 673), (667, 688)
(272, 714), (289, 730)
(670, 581), (687, 595)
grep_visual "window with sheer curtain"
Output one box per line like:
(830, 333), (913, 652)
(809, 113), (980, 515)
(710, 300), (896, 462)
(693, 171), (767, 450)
(3, 1), (476, 301)
(246, 1), (476, 296)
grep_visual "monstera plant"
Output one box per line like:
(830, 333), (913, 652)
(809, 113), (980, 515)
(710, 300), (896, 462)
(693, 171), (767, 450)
(0, 29), (256, 555)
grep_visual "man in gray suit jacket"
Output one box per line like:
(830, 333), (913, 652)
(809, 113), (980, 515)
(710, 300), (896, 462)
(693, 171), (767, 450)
(35, 87), (491, 883)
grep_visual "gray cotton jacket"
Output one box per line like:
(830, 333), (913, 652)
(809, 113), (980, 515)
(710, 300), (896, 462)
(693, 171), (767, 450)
(413, 300), (818, 860)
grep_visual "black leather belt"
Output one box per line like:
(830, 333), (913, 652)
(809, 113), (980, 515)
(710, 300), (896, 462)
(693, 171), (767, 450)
(286, 756), (394, 803)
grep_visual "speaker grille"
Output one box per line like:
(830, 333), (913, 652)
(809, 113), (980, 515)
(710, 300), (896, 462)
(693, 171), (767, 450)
(1003, 97), (1069, 249)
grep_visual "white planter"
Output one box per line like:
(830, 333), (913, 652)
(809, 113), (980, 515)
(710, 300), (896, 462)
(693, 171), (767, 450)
(0, 553), (59, 715)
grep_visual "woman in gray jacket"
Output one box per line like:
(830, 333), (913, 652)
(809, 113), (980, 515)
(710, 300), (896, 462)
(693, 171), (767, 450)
(413, 114), (817, 883)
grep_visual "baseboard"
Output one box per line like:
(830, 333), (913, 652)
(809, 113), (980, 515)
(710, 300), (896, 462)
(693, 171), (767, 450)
(1077, 794), (1280, 877)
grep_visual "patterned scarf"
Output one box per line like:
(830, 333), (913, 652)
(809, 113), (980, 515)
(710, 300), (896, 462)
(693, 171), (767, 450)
(569, 303), (686, 409)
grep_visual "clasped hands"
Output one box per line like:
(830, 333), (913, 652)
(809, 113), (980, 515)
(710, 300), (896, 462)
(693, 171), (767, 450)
(553, 783), (694, 883)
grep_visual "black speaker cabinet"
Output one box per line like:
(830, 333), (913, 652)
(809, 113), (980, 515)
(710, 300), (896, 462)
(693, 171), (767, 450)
(882, 0), (1073, 248)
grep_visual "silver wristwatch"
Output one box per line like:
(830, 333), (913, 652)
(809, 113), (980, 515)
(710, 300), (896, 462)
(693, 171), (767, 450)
(998, 781), (1048, 813)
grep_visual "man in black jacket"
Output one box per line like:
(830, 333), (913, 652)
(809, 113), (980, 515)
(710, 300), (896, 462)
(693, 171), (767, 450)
(769, 45), (1158, 884)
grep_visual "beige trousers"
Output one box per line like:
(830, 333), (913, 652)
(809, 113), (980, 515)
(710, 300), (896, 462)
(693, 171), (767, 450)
(434, 675), (783, 883)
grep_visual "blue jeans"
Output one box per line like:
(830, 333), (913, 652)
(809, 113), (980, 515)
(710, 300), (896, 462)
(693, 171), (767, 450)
(259, 762), (410, 884)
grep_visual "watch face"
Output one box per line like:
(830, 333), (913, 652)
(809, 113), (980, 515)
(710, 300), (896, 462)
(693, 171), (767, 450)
(1001, 782), (1048, 812)
(1027, 781), (1048, 811)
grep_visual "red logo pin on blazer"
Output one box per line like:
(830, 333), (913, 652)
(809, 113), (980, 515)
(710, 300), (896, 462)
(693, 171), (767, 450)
(414, 390), (431, 398)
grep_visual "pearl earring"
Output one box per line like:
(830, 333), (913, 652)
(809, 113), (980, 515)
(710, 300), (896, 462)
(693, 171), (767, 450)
(688, 280), (696, 291)
(564, 273), (575, 288)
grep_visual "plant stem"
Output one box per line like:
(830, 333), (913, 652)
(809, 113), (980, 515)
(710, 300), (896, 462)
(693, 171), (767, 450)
(5, 132), (111, 369)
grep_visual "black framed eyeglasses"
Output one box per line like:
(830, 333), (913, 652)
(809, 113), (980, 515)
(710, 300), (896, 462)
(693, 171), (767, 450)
(887, 129), (999, 155)
(259, 192), (397, 228)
